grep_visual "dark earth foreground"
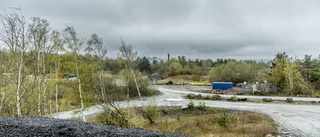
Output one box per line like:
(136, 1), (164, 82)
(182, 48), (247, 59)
(0, 116), (187, 137)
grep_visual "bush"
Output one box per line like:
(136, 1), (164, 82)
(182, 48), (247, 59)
(95, 108), (144, 128)
(212, 95), (222, 100)
(217, 111), (229, 127)
(197, 94), (203, 99)
(228, 95), (238, 102)
(198, 102), (206, 111)
(315, 93), (320, 98)
(187, 93), (195, 99)
(144, 99), (160, 121)
(187, 100), (195, 110)
(69, 100), (79, 106)
(121, 71), (159, 97)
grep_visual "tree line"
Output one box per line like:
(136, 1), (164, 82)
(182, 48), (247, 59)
(0, 9), (158, 120)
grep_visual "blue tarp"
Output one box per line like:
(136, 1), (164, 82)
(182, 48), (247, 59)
(212, 82), (233, 90)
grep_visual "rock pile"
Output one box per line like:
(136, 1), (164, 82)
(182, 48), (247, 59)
(0, 116), (187, 137)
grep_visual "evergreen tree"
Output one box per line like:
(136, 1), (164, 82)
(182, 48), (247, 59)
(138, 57), (151, 72)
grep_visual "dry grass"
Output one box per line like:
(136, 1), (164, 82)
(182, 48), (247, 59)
(143, 108), (279, 137)
(90, 106), (279, 137)
(58, 99), (80, 112)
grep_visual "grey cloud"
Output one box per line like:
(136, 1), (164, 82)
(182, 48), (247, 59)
(2, 0), (320, 60)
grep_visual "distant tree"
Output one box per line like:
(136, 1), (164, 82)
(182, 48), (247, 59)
(201, 59), (213, 72)
(150, 60), (166, 75)
(105, 58), (124, 74)
(138, 57), (151, 73)
(208, 60), (266, 83)
(283, 59), (313, 95)
(152, 59), (157, 65)
(178, 56), (187, 67)
(271, 52), (288, 68)
(268, 52), (288, 91)
(167, 62), (183, 76)
(299, 54), (320, 84)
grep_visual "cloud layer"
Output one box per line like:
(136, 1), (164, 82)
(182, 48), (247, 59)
(2, 0), (320, 60)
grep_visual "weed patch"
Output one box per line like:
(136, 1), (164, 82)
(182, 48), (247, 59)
(91, 106), (279, 137)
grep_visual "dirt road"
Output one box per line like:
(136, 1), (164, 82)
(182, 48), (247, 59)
(157, 86), (320, 137)
(53, 85), (320, 137)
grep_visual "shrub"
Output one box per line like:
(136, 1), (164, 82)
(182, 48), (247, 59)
(315, 93), (320, 98)
(69, 100), (79, 106)
(228, 95), (238, 102)
(198, 102), (206, 111)
(187, 100), (195, 110)
(144, 98), (160, 121)
(95, 108), (144, 128)
(197, 94), (203, 99)
(217, 111), (229, 127)
(187, 93), (196, 99)
(212, 95), (222, 100)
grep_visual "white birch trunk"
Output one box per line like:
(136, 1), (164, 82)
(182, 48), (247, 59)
(0, 80), (8, 114)
(37, 52), (42, 115)
(75, 54), (86, 122)
(16, 56), (24, 116)
(55, 58), (59, 113)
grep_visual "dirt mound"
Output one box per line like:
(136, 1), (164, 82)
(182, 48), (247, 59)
(0, 116), (186, 137)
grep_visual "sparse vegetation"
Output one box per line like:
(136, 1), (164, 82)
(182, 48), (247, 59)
(212, 95), (222, 100)
(228, 95), (238, 102)
(187, 100), (195, 110)
(90, 106), (279, 137)
(91, 108), (144, 128)
(217, 111), (229, 127)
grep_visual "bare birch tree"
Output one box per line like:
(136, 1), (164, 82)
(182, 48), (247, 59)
(86, 34), (107, 102)
(63, 25), (86, 122)
(0, 8), (32, 116)
(28, 17), (52, 115)
(50, 30), (64, 113)
(118, 39), (154, 123)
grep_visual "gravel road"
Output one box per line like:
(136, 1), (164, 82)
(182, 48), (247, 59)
(52, 85), (320, 137)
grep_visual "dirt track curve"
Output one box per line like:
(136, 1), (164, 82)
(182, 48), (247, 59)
(53, 85), (320, 137)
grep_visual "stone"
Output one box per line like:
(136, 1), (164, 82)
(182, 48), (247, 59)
(263, 98), (272, 102)
(265, 134), (275, 137)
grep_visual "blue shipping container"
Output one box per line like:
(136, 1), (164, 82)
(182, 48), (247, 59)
(212, 82), (233, 90)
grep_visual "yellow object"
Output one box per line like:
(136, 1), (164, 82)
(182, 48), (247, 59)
(191, 83), (211, 86)
(2, 73), (14, 75)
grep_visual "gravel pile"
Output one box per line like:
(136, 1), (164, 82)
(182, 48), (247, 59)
(0, 116), (187, 137)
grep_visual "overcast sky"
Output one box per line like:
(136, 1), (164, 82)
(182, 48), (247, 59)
(2, 0), (320, 61)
